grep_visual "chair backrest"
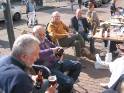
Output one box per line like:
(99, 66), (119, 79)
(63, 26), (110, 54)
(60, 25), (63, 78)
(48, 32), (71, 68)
(45, 23), (60, 46)
(45, 23), (52, 42)
(32, 64), (51, 79)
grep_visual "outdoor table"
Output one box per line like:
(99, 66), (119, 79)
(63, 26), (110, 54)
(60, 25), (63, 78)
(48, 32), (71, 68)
(93, 29), (124, 53)
(97, 15), (124, 53)
(100, 20), (124, 27)
(111, 15), (124, 20)
(100, 15), (124, 27)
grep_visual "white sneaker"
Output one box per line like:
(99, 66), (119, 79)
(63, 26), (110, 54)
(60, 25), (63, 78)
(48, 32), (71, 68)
(100, 83), (108, 88)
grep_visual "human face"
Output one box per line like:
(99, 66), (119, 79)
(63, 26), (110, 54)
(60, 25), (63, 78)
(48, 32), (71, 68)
(21, 44), (40, 67)
(52, 13), (61, 22)
(38, 28), (46, 41)
(76, 10), (82, 19)
(90, 5), (94, 11)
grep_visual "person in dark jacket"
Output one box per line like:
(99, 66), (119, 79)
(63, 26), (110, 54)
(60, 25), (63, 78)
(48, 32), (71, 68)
(71, 9), (95, 54)
(0, 34), (56, 93)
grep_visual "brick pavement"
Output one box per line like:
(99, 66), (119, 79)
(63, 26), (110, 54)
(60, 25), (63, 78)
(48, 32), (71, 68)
(0, 0), (124, 93)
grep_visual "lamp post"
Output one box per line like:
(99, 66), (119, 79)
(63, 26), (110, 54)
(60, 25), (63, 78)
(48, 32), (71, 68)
(2, 0), (15, 50)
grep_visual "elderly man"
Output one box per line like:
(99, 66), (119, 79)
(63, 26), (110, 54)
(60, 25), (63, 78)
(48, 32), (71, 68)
(47, 11), (84, 57)
(33, 25), (81, 93)
(71, 9), (95, 54)
(0, 34), (56, 93)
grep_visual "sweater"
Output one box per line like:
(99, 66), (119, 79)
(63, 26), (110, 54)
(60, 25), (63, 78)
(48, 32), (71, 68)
(47, 21), (69, 41)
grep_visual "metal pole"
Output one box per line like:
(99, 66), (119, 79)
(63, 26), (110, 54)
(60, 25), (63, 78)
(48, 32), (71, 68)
(2, 0), (15, 50)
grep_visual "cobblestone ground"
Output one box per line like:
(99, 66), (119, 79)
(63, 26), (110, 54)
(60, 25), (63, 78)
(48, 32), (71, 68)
(0, 0), (124, 93)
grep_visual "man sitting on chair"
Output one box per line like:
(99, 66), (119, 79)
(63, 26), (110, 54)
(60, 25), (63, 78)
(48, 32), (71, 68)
(47, 11), (85, 58)
(71, 9), (95, 54)
(32, 25), (81, 93)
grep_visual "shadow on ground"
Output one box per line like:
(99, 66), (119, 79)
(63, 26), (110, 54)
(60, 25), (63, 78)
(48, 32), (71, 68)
(0, 19), (27, 30)
(0, 40), (10, 48)
(82, 60), (110, 79)
(64, 54), (110, 79)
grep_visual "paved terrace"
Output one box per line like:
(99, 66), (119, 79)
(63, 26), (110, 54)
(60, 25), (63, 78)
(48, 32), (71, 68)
(0, 0), (124, 93)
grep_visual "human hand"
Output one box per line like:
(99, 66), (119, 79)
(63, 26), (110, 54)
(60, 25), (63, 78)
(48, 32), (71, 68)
(69, 32), (74, 36)
(51, 47), (62, 54)
(32, 71), (43, 84)
(54, 48), (64, 60)
(59, 55), (64, 61)
(67, 33), (73, 38)
(45, 84), (58, 93)
(32, 75), (38, 84)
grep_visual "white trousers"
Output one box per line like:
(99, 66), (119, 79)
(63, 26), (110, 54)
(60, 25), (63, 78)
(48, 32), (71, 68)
(96, 54), (124, 88)
(28, 11), (36, 26)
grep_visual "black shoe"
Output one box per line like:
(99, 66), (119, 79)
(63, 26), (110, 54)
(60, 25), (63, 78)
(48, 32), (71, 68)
(112, 51), (119, 60)
(77, 57), (86, 68)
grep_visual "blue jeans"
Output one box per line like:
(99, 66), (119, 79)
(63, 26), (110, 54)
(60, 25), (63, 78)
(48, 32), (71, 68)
(51, 60), (81, 93)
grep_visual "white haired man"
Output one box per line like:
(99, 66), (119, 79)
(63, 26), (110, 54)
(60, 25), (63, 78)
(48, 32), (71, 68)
(33, 25), (81, 93)
(71, 9), (95, 54)
(47, 11), (85, 58)
(0, 34), (56, 93)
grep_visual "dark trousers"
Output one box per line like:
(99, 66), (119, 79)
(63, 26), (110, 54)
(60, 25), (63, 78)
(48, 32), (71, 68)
(102, 89), (118, 93)
(58, 34), (84, 57)
(104, 40), (117, 52)
(51, 60), (81, 93)
(78, 31), (95, 54)
(78, 0), (82, 8)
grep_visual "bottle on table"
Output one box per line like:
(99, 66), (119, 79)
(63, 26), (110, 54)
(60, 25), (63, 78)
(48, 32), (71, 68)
(107, 28), (110, 37)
